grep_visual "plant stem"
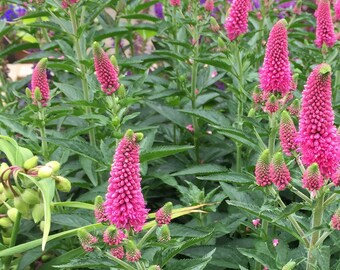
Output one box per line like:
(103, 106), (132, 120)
(268, 113), (277, 158)
(289, 185), (312, 204)
(3, 212), (22, 270)
(69, 6), (96, 147)
(306, 192), (325, 270)
(324, 193), (337, 206)
(137, 225), (157, 249)
(255, 219), (268, 270)
(38, 107), (48, 161)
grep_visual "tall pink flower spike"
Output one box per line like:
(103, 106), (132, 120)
(104, 130), (148, 232)
(297, 64), (340, 178)
(335, 0), (340, 21)
(93, 42), (120, 95)
(315, 0), (336, 48)
(224, 0), (251, 41)
(279, 111), (297, 156)
(269, 152), (291, 190)
(259, 19), (293, 96)
(31, 58), (50, 106)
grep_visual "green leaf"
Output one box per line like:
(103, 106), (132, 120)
(238, 247), (276, 269)
(134, 0), (158, 12)
(25, 176), (55, 251)
(0, 115), (38, 140)
(0, 135), (24, 166)
(180, 109), (230, 127)
(272, 202), (306, 222)
(121, 14), (159, 22)
(198, 172), (254, 184)
(161, 232), (213, 267)
(38, 248), (84, 270)
(194, 57), (229, 70)
(51, 214), (92, 228)
(213, 126), (260, 151)
(51, 202), (95, 210)
(166, 248), (215, 270)
(93, 27), (128, 41)
(171, 164), (228, 176)
(140, 145), (194, 163)
(46, 138), (104, 164)
(0, 43), (39, 59)
(79, 156), (98, 186)
(54, 82), (83, 101)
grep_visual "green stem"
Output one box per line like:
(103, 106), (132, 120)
(38, 108), (48, 161)
(105, 252), (135, 270)
(255, 219), (268, 270)
(314, 231), (332, 247)
(268, 113), (277, 158)
(289, 185), (312, 204)
(3, 212), (22, 270)
(69, 7), (96, 147)
(293, 152), (305, 173)
(306, 192), (325, 270)
(324, 193), (337, 207)
(137, 225), (157, 249)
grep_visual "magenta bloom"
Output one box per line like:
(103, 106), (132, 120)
(93, 42), (120, 95)
(315, 0), (336, 48)
(94, 195), (108, 223)
(205, 0), (214, 11)
(155, 202), (172, 226)
(331, 209), (340, 230)
(332, 167), (340, 186)
(297, 64), (340, 178)
(77, 229), (98, 252)
(31, 58), (49, 106)
(104, 130), (148, 232)
(103, 226), (126, 246)
(224, 0), (251, 41)
(259, 19), (293, 96)
(335, 0), (340, 21)
(110, 246), (125, 259)
(255, 149), (271, 187)
(264, 95), (279, 113)
(269, 152), (291, 190)
(279, 111), (297, 156)
(169, 0), (180, 6)
(287, 99), (300, 117)
(302, 163), (324, 192)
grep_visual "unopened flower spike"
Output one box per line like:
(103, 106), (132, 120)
(31, 58), (50, 106)
(302, 163), (324, 192)
(255, 149), (271, 187)
(282, 260), (296, 270)
(93, 42), (120, 95)
(279, 111), (297, 156)
(157, 224), (171, 242)
(94, 195), (108, 223)
(269, 152), (291, 190)
(331, 209), (340, 230)
(252, 87), (262, 104)
(169, 0), (180, 7)
(103, 225), (126, 246)
(125, 240), (141, 262)
(77, 229), (98, 252)
(204, 0), (214, 12)
(210, 17), (220, 32)
(110, 246), (125, 259)
(315, 0), (336, 48)
(104, 129), (149, 232)
(264, 95), (279, 113)
(259, 19), (293, 96)
(156, 202), (173, 226)
(287, 99), (300, 117)
(297, 63), (339, 178)
(224, 0), (251, 41)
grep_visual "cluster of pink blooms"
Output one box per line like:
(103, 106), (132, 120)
(31, 58), (50, 106)
(104, 130), (148, 232)
(204, 0), (214, 12)
(269, 152), (291, 190)
(297, 64), (339, 180)
(93, 42), (120, 95)
(255, 149), (271, 187)
(224, 0), (251, 41)
(61, 0), (78, 9)
(335, 0), (340, 20)
(331, 209), (340, 230)
(155, 202), (172, 226)
(314, 0), (336, 48)
(169, 0), (180, 7)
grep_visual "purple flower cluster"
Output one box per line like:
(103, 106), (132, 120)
(1, 5), (26, 21)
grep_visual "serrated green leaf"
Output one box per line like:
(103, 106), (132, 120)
(238, 247), (276, 269)
(51, 214), (92, 228)
(171, 164), (228, 176)
(214, 127), (260, 150)
(54, 82), (83, 101)
(140, 145), (194, 163)
(180, 109), (230, 127)
(198, 172), (254, 184)
(38, 248), (84, 270)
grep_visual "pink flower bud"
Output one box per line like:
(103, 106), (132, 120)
(125, 240), (141, 262)
(77, 229), (98, 252)
(302, 163), (324, 192)
(315, 0), (336, 48)
(279, 111), (298, 156)
(331, 209), (340, 230)
(255, 149), (271, 187)
(155, 202), (172, 226)
(103, 225), (126, 246)
(31, 58), (49, 106)
(110, 246), (125, 259)
(269, 152), (291, 190)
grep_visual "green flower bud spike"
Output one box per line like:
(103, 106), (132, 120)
(32, 203), (44, 223)
(7, 208), (18, 223)
(157, 224), (171, 242)
(282, 260), (296, 270)
(24, 156), (39, 170)
(14, 196), (30, 216)
(54, 176), (71, 192)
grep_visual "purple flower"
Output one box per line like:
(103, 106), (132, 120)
(200, 0), (206, 4)
(1, 5), (26, 21)
(154, 2), (164, 19)
(276, 0), (296, 9)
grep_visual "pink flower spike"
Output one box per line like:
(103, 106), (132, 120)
(331, 209), (340, 230)
(31, 58), (50, 106)
(103, 225), (126, 246)
(302, 163), (324, 192)
(315, 0), (336, 48)
(264, 95), (279, 114)
(252, 218), (261, 228)
(272, 238), (279, 247)
(259, 19), (293, 96)
(125, 240), (141, 262)
(94, 195), (108, 223)
(331, 167), (340, 186)
(110, 246), (125, 259)
(335, 0), (340, 21)
(224, 0), (251, 41)
(169, 0), (180, 6)
(269, 152), (291, 190)
(205, 0), (214, 12)
(255, 149), (271, 187)
(104, 130), (149, 232)
(279, 111), (298, 156)
(77, 229), (98, 252)
(155, 202), (172, 226)
(93, 42), (120, 95)
(297, 63), (340, 178)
